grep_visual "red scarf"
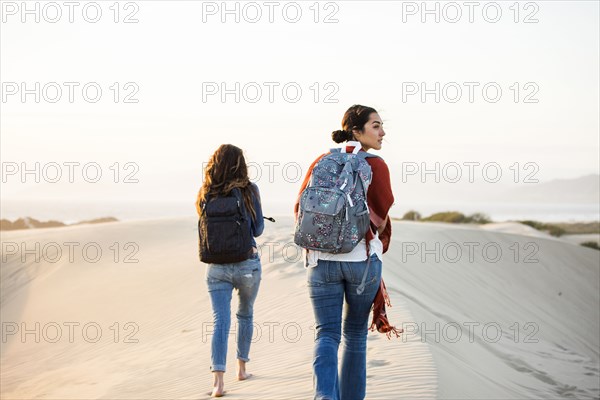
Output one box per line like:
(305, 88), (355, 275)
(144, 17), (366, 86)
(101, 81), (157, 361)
(294, 145), (402, 338)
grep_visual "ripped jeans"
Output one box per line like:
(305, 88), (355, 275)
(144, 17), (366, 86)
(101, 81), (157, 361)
(206, 252), (262, 372)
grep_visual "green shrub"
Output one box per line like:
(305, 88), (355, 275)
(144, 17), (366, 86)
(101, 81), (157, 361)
(518, 220), (541, 229)
(581, 241), (600, 251)
(402, 210), (421, 221)
(553, 222), (600, 234)
(464, 213), (492, 224)
(546, 225), (566, 237)
(422, 211), (466, 223)
(517, 220), (565, 237)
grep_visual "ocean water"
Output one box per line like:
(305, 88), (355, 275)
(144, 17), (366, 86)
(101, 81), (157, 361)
(1, 199), (598, 224)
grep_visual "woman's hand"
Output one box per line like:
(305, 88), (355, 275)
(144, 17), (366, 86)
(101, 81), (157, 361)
(377, 216), (389, 235)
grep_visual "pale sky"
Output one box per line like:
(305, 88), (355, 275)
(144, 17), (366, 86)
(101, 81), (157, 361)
(1, 1), (599, 219)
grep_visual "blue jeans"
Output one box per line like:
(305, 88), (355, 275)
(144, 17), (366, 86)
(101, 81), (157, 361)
(206, 252), (262, 372)
(307, 254), (382, 400)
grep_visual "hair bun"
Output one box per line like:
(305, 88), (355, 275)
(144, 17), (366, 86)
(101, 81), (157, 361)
(332, 129), (352, 144)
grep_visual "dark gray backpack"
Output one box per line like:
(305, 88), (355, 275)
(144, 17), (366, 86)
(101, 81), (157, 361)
(198, 188), (253, 264)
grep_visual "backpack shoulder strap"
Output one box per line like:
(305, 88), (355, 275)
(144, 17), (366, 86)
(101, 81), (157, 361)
(355, 152), (380, 193)
(199, 191), (212, 215)
(357, 151), (380, 160)
(231, 187), (243, 208)
(235, 187), (253, 223)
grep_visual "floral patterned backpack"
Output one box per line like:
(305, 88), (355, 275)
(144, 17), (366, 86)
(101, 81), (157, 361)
(294, 143), (379, 254)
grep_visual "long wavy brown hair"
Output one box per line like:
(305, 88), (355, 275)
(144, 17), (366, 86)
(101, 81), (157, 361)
(196, 144), (257, 221)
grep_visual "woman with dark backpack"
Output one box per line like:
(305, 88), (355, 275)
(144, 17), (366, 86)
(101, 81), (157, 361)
(197, 144), (264, 397)
(294, 105), (397, 400)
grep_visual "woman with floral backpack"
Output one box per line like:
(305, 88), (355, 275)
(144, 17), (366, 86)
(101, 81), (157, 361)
(294, 104), (401, 400)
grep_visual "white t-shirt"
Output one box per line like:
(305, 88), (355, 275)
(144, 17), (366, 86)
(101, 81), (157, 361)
(304, 231), (383, 268)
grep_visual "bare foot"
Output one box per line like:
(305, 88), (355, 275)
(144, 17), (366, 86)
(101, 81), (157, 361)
(236, 360), (253, 381)
(211, 371), (225, 397)
(237, 371), (253, 381)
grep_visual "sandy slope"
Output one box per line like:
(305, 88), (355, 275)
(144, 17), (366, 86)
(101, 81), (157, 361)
(387, 220), (599, 399)
(1, 217), (598, 399)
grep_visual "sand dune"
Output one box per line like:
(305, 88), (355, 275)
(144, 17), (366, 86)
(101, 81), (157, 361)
(477, 221), (555, 238)
(1, 217), (598, 399)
